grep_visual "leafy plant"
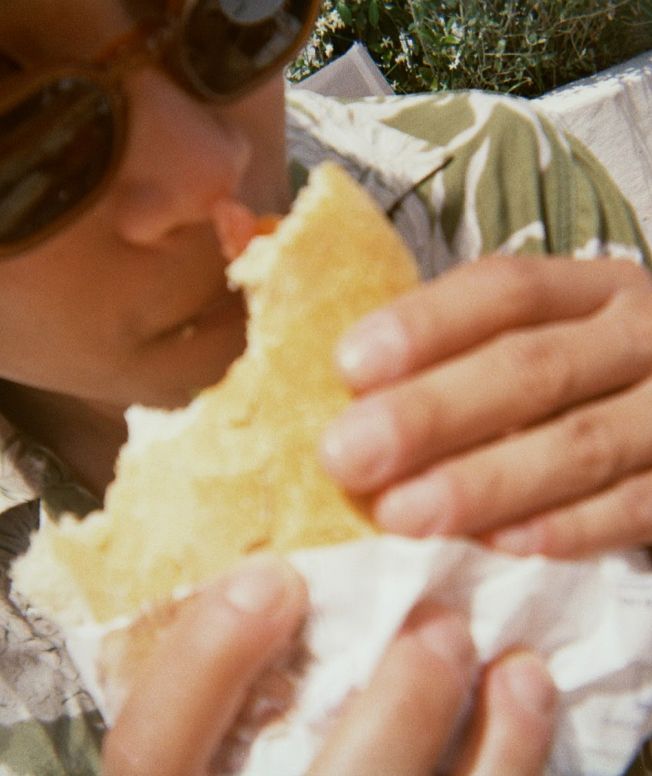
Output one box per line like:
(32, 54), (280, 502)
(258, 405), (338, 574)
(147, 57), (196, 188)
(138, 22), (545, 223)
(288, 0), (652, 96)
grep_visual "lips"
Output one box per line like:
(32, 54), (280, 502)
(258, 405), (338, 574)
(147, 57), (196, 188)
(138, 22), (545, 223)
(151, 199), (276, 344)
(168, 285), (246, 340)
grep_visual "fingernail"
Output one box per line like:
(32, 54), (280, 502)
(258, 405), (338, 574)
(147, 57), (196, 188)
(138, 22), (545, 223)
(409, 606), (475, 673)
(502, 653), (556, 715)
(376, 474), (454, 536)
(320, 400), (396, 489)
(224, 556), (294, 615)
(337, 310), (408, 388)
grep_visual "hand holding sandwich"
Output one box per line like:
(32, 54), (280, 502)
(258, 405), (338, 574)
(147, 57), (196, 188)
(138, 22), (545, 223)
(102, 556), (556, 776)
(322, 255), (652, 557)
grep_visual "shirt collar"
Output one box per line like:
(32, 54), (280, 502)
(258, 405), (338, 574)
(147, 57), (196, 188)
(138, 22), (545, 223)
(286, 90), (451, 212)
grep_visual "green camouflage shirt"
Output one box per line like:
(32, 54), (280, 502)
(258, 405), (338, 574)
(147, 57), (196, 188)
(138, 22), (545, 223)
(0, 90), (649, 775)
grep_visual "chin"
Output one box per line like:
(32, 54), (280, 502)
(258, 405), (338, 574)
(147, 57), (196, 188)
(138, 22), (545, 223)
(128, 369), (228, 411)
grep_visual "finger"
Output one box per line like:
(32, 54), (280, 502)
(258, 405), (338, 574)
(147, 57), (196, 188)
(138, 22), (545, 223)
(451, 652), (556, 776)
(487, 468), (652, 557)
(322, 287), (652, 495)
(102, 555), (308, 776)
(374, 378), (652, 539)
(336, 256), (647, 392)
(309, 605), (476, 776)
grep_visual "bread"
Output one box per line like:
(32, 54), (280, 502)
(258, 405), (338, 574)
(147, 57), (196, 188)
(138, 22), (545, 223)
(11, 162), (419, 628)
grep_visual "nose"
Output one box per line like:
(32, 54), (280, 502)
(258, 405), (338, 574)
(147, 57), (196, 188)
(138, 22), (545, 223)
(109, 66), (252, 246)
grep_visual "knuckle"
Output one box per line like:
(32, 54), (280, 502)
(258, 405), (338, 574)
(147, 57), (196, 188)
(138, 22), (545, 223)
(610, 287), (652, 357)
(619, 474), (652, 541)
(399, 377), (446, 453)
(558, 511), (594, 557)
(562, 411), (620, 489)
(436, 461), (504, 536)
(527, 511), (591, 558)
(481, 255), (544, 319)
(613, 257), (652, 288)
(376, 391), (415, 465)
(500, 331), (572, 410)
(528, 516), (566, 556)
(432, 466), (469, 534)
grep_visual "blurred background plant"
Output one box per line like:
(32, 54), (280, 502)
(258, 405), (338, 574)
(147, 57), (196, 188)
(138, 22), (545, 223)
(288, 0), (652, 96)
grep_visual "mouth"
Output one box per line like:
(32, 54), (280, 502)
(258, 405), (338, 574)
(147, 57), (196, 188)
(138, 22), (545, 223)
(156, 286), (247, 343)
(148, 201), (269, 347)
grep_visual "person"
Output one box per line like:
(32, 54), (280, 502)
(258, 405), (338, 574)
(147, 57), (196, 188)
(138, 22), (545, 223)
(0, 0), (649, 773)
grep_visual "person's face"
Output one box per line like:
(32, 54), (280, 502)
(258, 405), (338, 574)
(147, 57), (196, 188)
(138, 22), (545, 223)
(0, 0), (293, 409)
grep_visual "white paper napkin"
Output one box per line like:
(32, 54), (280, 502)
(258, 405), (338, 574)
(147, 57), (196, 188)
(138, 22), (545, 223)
(65, 536), (652, 775)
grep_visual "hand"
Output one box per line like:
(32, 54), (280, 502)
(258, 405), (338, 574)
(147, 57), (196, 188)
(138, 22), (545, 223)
(321, 255), (652, 557)
(102, 555), (556, 776)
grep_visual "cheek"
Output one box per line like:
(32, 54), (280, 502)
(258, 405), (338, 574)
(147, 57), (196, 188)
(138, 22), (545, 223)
(0, 282), (108, 387)
(0, 244), (129, 387)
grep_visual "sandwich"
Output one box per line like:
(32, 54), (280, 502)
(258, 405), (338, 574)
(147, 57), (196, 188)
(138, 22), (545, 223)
(10, 161), (420, 717)
(11, 164), (652, 776)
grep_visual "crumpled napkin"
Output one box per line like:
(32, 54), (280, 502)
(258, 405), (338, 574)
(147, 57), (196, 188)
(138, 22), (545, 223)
(66, 536), (652, 775)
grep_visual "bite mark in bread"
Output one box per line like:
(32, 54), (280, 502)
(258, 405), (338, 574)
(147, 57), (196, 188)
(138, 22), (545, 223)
(11, 162), (420, 625)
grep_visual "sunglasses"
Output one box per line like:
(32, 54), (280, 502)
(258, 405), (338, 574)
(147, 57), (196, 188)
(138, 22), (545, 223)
(0, 0), (321, 257)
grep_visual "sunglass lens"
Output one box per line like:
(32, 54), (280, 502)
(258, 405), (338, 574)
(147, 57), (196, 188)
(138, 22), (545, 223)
(0, 77), (117, 249)
(182, 0), (316, 97)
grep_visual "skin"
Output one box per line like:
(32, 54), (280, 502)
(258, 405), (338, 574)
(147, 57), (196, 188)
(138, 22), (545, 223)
(321, 255), (652, 558)
(102, 557), (556, 776)
(11, 0), (648, 770)
(0, 0), (290, 492)
(3, 2), (651, 546)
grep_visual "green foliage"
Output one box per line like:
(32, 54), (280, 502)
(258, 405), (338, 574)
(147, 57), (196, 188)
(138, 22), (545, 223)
(288, 0), (652, 96)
